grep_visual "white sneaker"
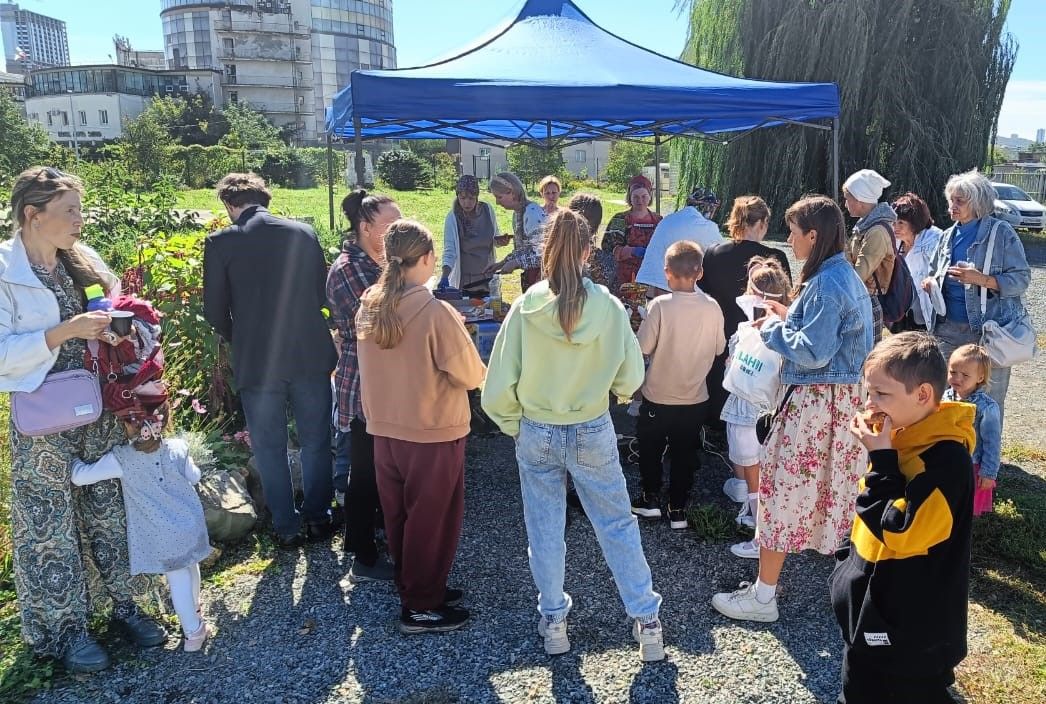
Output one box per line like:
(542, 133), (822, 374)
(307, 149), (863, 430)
(537, 616), (570, 656)
(711, 582), (779, 622)
(730, 539), (760, 559)
(722, 478), (748, 504)
(632, 618), (665, 662)
(735, 502), (756, 529)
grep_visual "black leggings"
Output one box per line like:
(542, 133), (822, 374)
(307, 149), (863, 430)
(343, 417), (381, 564)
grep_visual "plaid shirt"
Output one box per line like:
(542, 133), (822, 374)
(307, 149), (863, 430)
(327, 243), (381, 430)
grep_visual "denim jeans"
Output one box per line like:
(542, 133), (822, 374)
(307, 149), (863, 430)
(333, 429), (351, 494)
(515, 412), (662, 623)
(240, 377), (333, 538)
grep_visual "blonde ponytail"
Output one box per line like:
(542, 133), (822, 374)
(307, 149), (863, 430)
(541, 209), (590, 340)
(357, 219), (434, 349)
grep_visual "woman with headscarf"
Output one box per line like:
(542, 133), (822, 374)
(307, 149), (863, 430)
(439, 175), (510, 297)
(842, 169), (897, 343)
(602, 174), (662, 293)
(489, 172), (547, 292)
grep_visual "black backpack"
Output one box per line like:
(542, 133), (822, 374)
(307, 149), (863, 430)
(870, 222), (914, 325)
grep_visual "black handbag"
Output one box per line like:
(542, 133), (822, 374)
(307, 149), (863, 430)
(756, 385), (796, 445)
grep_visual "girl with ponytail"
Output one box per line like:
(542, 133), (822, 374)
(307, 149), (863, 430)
(327, 188), (400, 583)
(355, 219), (485, 634)
(482, 209), (666, 662)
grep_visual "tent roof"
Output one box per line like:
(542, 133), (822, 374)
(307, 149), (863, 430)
(325, 0), (840, 144)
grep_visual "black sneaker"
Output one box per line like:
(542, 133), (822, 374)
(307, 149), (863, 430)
(444, 588), (464, 607)
(399, 605), (470, 634)
(667, 507), (688, 530)
(631, 492), (662, 519)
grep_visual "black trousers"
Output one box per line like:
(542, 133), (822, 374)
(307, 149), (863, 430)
(343, 417), (381, 565)
(838, 646), (958, 704)
(636, 399), (707, 508)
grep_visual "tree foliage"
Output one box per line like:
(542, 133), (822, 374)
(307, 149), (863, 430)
(219, 103), (284, 151)
(376, 149), (431, 190)
(673, 0), (1017, 223)
(141, 94), (228, 146)
(0, 90), (53, 181)
(604, 140), (655, 188)
(506, 144), (566, 187)
(117, 108), (175, 187)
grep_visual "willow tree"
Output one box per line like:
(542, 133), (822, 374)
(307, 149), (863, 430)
(672, 0), (1017, 224)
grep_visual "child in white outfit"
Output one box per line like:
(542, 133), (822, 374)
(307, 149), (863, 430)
(72, 403), (212, 652)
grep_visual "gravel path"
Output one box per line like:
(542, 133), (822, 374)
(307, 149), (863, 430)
(30, 240), (1046, 704)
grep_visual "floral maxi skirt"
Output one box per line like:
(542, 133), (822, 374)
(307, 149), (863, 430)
(758, 383), (867, 555)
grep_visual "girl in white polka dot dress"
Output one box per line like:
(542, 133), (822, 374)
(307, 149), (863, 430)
(72, 400), (212, 653)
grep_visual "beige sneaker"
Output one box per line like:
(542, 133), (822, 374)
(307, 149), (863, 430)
(632, 618), (665, 662)
(537, 616), (570, 656)
(711, 582), (779, 622)
(183, 620), (210, 652)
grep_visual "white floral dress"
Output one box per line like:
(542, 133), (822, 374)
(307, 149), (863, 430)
(758, 383), (867, 554)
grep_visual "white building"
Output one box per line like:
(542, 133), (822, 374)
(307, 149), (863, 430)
(1037, 128), (1045, 144)
(448, 139), (612, 181)
(24, 64), (222, 148)
(0, 2), (69, 74)
(159, 0), (396, 145)
(114, 36), (167, 71)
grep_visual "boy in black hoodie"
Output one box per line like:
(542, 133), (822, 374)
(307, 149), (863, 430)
(831, 332), (975, 704)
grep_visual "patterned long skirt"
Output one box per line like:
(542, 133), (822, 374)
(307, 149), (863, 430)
(9, 413), (160, 658)
(758, 383), (867, 555)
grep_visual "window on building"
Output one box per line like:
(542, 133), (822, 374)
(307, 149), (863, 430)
(99, 109), (109, 125)
(229, 91), (238, 104)
(223, 38), (234, 56)
(79, 110), (87, 125)
(61, 111), (68, 126)
(575, 150), (586, 163)
(479, 148), (491, 158)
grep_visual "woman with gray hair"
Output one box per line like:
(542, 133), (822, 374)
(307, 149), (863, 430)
(489, 172), (547, 292)
(923, 169), (1031, 419)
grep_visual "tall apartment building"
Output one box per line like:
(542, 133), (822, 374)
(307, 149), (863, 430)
(159, 0), (396, 145)
(0, 3), (70, 74)
(1037, 128), (1045, 144)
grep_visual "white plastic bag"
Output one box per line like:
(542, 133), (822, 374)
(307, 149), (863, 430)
(723, 322), (783, 408)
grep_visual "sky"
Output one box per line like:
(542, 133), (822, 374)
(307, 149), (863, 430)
(9, 0), (1046, 140)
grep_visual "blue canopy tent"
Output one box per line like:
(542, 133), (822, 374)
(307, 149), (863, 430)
(324, 0), (841, 223)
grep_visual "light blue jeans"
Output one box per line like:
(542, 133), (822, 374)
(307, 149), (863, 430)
(515, 412), (662, 624)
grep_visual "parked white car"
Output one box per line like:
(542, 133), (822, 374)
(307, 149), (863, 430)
(992, 182), (1045, 232)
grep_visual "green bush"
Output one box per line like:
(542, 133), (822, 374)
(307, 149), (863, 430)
(376, 150), (432, 190)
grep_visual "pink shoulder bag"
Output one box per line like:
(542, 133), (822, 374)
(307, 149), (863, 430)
(11, 369), (103, 437)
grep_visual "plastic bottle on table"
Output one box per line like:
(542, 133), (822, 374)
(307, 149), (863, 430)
(489, 274), (503, 320)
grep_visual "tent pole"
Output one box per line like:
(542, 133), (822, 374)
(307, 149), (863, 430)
(327, 133), (335, 231)
(832, 117), (841, 198)
(353, 116), (366, 189)
(654, 135), (662, 214)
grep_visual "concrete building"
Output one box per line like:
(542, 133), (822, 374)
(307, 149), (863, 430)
(448, 140), (612, 181)
(159, 0), (396, 145)
(114, 35), (167, 71)
(0, 3), (69, 74)
(24, 64), (222, 148)
(1037, 128), (1045, 144)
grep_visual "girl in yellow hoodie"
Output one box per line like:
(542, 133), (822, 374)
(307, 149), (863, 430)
(482, 209), (665, 662)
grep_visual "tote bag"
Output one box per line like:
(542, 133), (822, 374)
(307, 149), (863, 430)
(723, 322), (783, 409)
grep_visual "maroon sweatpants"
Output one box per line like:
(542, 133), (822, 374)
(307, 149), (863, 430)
(373, 435), (466, 610)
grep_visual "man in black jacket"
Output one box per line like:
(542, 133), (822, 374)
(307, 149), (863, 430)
(203, 173), (338, 548)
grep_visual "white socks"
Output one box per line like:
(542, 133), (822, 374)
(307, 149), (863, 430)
(754, 578), (777, 604)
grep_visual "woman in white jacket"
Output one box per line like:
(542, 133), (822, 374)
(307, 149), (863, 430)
(891, 192), (944, 331)
(1, 167), (164, 673)
(438, 175), (508, 296)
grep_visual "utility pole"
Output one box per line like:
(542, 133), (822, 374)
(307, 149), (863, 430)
(67, 91), (80, 164)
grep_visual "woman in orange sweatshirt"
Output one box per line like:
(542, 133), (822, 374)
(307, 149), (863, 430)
(355, 219), (486, 635)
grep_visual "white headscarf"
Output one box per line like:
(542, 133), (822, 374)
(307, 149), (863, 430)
(843, 169), (891, 204)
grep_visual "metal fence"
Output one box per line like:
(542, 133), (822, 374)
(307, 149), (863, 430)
(989, 168), (1046, 202)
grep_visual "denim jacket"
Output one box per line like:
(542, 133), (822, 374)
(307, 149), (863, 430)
(943, 387), (1001, 479)
(927, 216), (1031, 334)
(760, 253), (873, 385)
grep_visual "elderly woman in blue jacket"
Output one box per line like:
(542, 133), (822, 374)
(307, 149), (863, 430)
(711, 195), (874, 623)
(922, 169), (1031, 421)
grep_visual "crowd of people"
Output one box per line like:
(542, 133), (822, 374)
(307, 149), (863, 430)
(0, 162), (1034, 701)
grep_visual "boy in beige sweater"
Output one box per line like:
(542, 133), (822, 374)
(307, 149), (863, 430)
(631, 241), (725, 529)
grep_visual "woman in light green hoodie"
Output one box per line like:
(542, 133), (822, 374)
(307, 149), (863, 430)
(481, 209), (665, 663)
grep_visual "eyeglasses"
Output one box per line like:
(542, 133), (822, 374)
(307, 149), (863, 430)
(37, 167), (68, 180)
